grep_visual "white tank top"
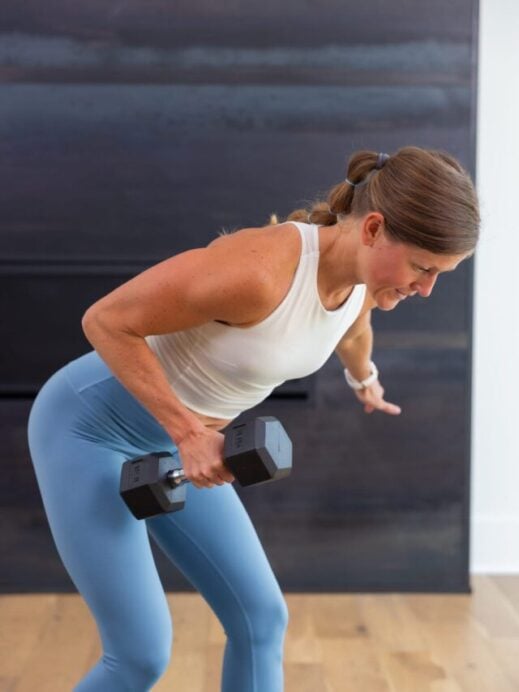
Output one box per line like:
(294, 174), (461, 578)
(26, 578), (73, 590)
(145, 222), (366, 419)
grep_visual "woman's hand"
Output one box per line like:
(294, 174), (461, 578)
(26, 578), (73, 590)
(354, 379), (402, 416)
(176, 427), (235, 489)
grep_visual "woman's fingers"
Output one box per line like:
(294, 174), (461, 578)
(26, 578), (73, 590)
(360, 392), (402, 415)
(367, 398), (401, 415)
(177, 429), (234, 488)
(189, 465), (235, 488)
(381, 401), (402, 415)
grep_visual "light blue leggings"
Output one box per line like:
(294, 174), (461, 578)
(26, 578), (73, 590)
(27, 350), (288, 691)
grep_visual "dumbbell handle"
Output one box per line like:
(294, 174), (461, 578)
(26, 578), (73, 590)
(167, 467), (233, 487)
(165, 415), (292, 488)
(120, 416), (293, 519)
(167, 468), (188, 486)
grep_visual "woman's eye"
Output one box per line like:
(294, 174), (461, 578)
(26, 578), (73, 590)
(415, 265), (430, 274)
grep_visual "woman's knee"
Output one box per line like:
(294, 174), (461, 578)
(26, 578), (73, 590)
(238, 588), (289, 647)
(133, 649), (171, 686)
(117, 636), (172, 689)
(257, 591), (289, 641)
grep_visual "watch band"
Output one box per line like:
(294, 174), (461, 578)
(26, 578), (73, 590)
(344, 361), (379, 390)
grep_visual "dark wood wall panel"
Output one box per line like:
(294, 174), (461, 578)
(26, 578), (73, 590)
(0, 0), (478, 592)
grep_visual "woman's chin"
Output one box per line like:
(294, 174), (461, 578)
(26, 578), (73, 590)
(375, 294), (400, 311)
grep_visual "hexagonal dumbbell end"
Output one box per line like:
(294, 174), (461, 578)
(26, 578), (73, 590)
(120, 451), (186, 519)
(224, 416), (292, 487)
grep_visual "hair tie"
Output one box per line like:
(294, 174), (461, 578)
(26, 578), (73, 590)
(375, 152), (390, 169)
(345, 151), (390, 187)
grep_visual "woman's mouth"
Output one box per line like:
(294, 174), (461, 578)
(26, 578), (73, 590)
(395, 289), (408, 300)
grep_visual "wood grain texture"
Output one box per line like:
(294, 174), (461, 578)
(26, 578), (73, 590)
(1, 576), (518, 692)
(1, 0), (477, 596)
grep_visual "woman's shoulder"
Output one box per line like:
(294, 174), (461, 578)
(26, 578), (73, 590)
(201, 223), (303, 327)
(208, 221), (300, 246)
(208, 222), (302, 275)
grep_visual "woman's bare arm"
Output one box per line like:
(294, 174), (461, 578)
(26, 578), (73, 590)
(334, 301), (401, 416)
(334, 310), (374, 381)
(82, 231), (275, 445)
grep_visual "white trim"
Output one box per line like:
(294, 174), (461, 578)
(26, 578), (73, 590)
(471, 515), (519, 573)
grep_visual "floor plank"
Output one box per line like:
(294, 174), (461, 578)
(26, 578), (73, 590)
(2, 578), (519, 691)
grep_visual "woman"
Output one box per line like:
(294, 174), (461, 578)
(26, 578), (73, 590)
(27, 146), (480, 691)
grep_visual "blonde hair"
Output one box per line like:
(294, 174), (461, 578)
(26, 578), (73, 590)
(275, 146), (480, 255)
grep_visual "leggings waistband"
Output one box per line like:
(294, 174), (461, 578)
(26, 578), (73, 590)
(53, 350), (175, 456)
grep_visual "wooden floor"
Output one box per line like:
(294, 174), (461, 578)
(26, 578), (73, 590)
(1, 576), (519, 691)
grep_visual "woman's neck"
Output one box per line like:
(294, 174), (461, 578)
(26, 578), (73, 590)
(317, 220), (361, 298)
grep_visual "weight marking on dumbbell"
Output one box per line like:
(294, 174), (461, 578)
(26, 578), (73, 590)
(234, 424), (245, 449)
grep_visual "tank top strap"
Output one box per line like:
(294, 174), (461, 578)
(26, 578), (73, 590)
(289, 221), (320, 256)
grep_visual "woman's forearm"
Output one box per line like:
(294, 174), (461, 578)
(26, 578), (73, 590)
(334, 324), (374, 381)
(81, 314), (205, 445)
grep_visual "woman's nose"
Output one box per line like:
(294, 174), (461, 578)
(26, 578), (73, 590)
(412, 273), (437, 298)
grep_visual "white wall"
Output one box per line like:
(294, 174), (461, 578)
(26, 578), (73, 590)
(471, 0), (519, 573)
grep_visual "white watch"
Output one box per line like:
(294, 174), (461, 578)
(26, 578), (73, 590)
(344, 361), (379, 390)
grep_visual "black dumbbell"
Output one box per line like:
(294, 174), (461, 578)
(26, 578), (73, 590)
(120, 416), (292, 519)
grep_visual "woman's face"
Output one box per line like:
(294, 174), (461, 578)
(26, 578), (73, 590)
(359, 216), (468, 311)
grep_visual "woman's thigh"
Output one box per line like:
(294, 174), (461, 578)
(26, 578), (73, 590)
(27, 351), (285, 647)
(27, 360), (173, 655)
(147, 483), (288, 636)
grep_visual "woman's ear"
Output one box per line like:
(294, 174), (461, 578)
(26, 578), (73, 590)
(360, 212), (385, 247)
